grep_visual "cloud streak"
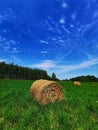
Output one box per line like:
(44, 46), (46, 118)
(32, 58), (98, 74)
(59, 58), (98, 73)
(32, 60), (56, 69)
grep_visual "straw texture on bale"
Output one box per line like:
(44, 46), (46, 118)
(30, 79), (63, 105)
(74, 81), (81, 86)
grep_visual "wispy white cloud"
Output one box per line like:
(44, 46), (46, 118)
(40, 40), (49, 44)
(11, 47), (20, 53)
(10, 40), (16, 45)
(58, 58), (98, 73)
(32, 58), (98, 75)
(0, 36), (20, 54)
(0, 8), (15, 24)
(62, 2), (68, 8)
(39, 17), (72, 49)
(32, 60), (56, 69)
(55, 50), (72, 63)
(59, 18), (65, 24)
(79, 50), (93, 59)
(61, 25), (70, 34)
(79, 20), (98, 37)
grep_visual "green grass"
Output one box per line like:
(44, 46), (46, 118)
(0, 79), (98, 130)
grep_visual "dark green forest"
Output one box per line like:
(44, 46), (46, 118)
(70, 75), (98, 82)
(0, 62), (51, 80)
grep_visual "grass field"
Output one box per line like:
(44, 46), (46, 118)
(0, 79), (98, 130)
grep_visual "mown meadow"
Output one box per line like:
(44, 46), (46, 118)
(0, 79), (98, 130)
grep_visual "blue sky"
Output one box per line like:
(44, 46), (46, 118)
(0, 0), (98, 79)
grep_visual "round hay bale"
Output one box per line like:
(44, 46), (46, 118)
(74, 81), (81, 86)
(30, 79), (63, 105)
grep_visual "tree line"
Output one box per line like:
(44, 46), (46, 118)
(0, 62), (57, 80)
(69, 75), (98, 82)
(0, 62), (97, 81)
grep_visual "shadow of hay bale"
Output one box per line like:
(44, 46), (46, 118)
(30, 79), (64, 105)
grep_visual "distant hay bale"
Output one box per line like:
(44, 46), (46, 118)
(30, 79), (63, 105)
(74, 81), (81, 86)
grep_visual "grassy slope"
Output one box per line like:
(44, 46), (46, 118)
(0, 79), (98, 130)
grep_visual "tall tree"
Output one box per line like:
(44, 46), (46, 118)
(51, 72), (56, 81)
